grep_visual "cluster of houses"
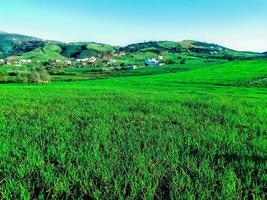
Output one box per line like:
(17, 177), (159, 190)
(53, 57), (98, 66)
(102, 65), (139, 72)
(50, 57), (117, 67)
(76, 57), (97, 63)
(49, 52), (128, 67)
(0, 52), (166, 72)
(0, 58), (39, 66)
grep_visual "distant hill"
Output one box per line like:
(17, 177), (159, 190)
(0, 32), (44, 58)
(120, 40), (264, 59)
(15, 43), (65, 62)
(119, 41), (229, 53)
(61, 42), (116, 59)
(1, 31), (266, 60)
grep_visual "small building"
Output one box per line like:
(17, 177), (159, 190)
(145, 58), (159, 66)
(64, 60), (72, 65)
(104, 54), (113, 59)
(119, 52), (126, 57)
(20, 59), (32, 64)
(127, 65), (138, 70)
(158, 55), (163, 60)
(0, 59), (5, 65)
(76, 58), (89, 62)
(89, 57), (97, 63)
(107, 59), (117, 65)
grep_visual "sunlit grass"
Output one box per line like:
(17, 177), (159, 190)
(0, 59), (266, 199)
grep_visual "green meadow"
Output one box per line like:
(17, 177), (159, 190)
(0, 60), (266, 199)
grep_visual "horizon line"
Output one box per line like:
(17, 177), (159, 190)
(1, 30), (265, 53)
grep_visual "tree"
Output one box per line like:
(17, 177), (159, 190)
(180, 58), (186, 64)
(228, 56), (235, 61)
(27, 70), (41, 83)
(27, 69), (50, 83)
(165, 60), (175, 65)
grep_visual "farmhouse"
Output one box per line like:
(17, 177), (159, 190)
(20, 59), (32, 64)
(89, 57), (97, 63)
(104, 54), (113, 59)
(0, 59), (5, 65)
(76, 58), (89, 62)
(64, 60), (72, 65)
(119, 52), (126, 57)
(158, 55), (163, 60)
(145, 58), (159, 66)
(107, 59), (117, 65)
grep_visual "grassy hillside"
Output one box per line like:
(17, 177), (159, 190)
(0, 59), (266, 199)
(121, 41), (264, 60)
(1, 32), (265, 61)
(61, 42), (116, 59)
(155, 60), (267, 86)
(0, 32), (44, 57)
(17, 44), (65, 62)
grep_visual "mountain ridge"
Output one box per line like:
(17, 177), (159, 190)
(0, 32), (265, 60)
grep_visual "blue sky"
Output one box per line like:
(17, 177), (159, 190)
(1, 0), (267, 52)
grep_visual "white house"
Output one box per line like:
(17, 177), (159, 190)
(89, 57), (97, 63)
(64, 60), (72, 65)
(119, 52), (126, 57)
(145, 58), (159, 66)
(107, 59), (117, 65)
(76, 58), (89, 62)
(20, 59), (32, 64)
(158, 55), (163, 60)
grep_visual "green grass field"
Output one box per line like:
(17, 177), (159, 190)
(0, 60), (266, 199)
(16, 44), (65, 62)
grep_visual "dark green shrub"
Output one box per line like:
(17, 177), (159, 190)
(165, 60), (175, 65)
(228, 57), (235, 61)
(180, 58), (186, 64)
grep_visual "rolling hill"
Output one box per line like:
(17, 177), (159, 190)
(0, 32), (44, 58)
(0, 31), (266, 61)
(61, 42), (116, 59)
(15, 44), (65, 62)
(120, 40), (265, 60)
